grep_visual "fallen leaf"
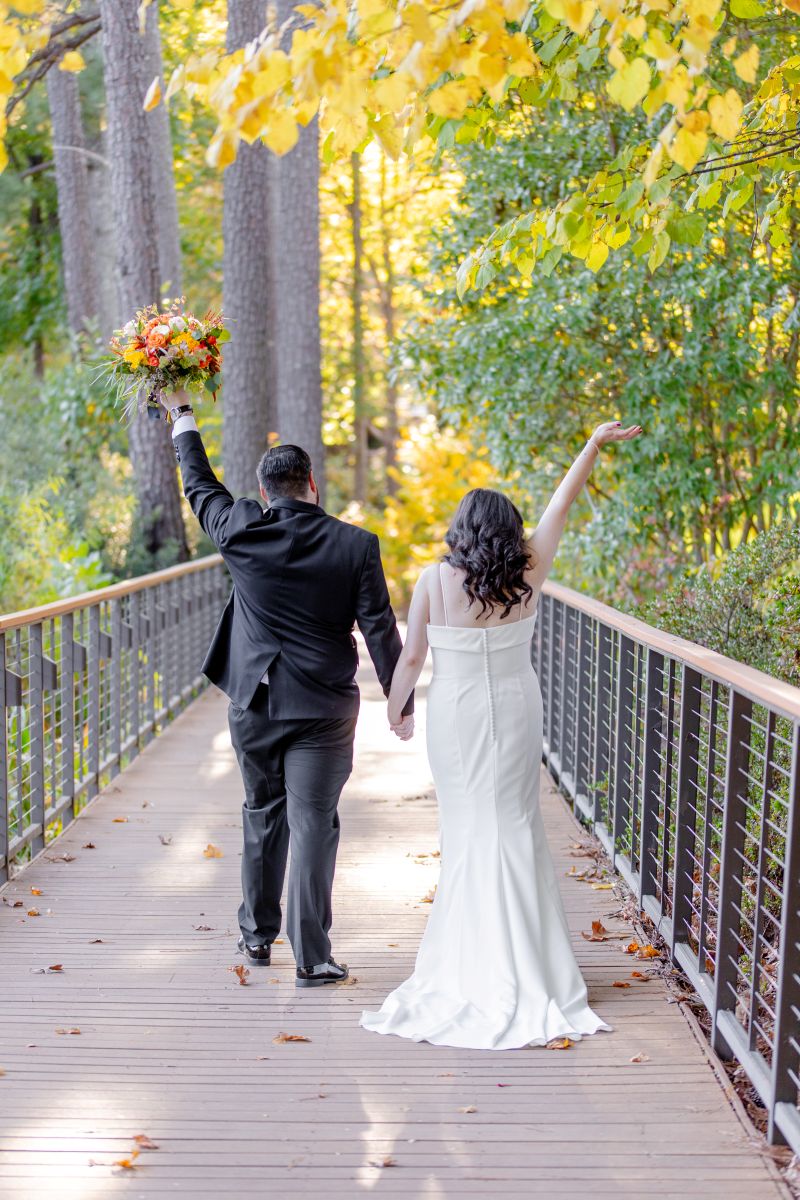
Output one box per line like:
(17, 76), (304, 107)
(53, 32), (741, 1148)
(269, 977), (280, 984)
(26, 1043), (36, 1048)
(132, 1134), (159, 1150)
(47, 964), (64, 972)
(256, 1055), (270, 1060)
(624, 941), (640, 954)
(497, 1082), (510, 1087)
(6, 900), (23, 908)
(612, 980), (631, 988)
(637, 944), (659, 959)
(458, 1105), (477, 1113)
(370, 1156), (397, 1167)
(27, 909), (40, 917)
(630, 1051), (650, 1063)
(89, 938), (103, 944)
(113, 1149), (140, 1170)
(272, 1032), (311, 1044)
(229, 964), (249, 986)
(591, 882), (614, 890)
(55, 1028), (81, 1035)
(193, 924), (213, 931)
(630, 970), (647, 979)
(30, 887), (43, 896)
(438, 1072), (454, 1077)
(159, 835), (172, 846)
(203, 843), (223, 858)
(0, 1067), (5, 1076)
(113, 817), (128, 824)
(274, 938), (285, 944)
(546, 1038), (574, 1050)
(45, 853), (74, 862)
(336, 975), (358, 986)
(420, 889), (436, 903)
(387, 942), (399, 947)
(82, 842), (96, 849)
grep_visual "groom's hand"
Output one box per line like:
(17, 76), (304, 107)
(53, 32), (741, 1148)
(390, 715), (415, 741)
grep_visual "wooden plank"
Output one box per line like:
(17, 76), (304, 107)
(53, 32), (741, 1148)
(0, 655), (790, 1199)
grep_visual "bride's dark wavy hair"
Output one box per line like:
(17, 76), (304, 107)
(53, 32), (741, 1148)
(443, 488), (534, 620)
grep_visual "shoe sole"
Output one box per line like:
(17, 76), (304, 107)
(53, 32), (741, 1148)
(295, 974), (349, 989)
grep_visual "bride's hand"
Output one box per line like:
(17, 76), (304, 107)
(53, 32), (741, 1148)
(590, 420), (643, 447)
(390, 715), (415, 741)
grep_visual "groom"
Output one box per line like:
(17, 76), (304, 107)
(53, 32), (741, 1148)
(167, 397), (414, 987)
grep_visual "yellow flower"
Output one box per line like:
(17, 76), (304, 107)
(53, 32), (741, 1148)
(122, 347), (146, 368)
(175, 332), (198, 352)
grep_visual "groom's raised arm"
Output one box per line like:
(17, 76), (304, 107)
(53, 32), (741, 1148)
(171, 414), (236, 549)
(355, 534), (414, 717)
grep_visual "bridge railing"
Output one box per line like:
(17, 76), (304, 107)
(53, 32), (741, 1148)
(0, 554), (228, 884)
(537, 579), (800, 1153)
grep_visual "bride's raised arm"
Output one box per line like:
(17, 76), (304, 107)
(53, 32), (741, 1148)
(527, 420), (642, 592)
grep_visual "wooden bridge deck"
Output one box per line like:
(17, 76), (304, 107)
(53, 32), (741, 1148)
(0, 659), (791, 1199)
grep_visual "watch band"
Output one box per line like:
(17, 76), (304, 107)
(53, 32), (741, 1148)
(169, 403), (194, 420)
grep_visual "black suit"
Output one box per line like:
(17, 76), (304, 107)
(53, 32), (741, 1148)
(174, 428), (411, 965)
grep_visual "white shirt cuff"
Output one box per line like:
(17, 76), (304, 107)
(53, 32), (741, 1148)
(171, 413), (199, 438)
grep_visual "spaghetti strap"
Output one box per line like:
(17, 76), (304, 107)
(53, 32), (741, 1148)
(439, 563), (449, 627)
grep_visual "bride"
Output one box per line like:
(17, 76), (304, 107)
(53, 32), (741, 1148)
(360, 420), (642, 1050)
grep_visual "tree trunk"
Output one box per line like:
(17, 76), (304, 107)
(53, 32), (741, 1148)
(46, 67), (99, 335)
(86, 131), (120, 339)
(379, 156), (399, 496)
(100, 0), (188, 563)
(142, 5), (182, 298)
(222, 0), (276, 499)
(351, 152), (367, 503)
(271, 0), (324, 495)
(271, 117), (324, 492)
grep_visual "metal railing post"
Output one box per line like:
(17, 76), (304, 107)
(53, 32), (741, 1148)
(640, 649), (665, 904)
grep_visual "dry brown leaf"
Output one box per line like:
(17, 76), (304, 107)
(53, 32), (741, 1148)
(630, 1051), (650, 1063)
(112, 817), (128, 824)
(132, 1134), (159, 1150)
(113, 1149), (140, 1170)
(370, 1156), (397, 1167)
(637, 944), (659, 959)
(0, 1066), (5, 1076)
(89, 938), (103, 944)
(159, 835), (172, 846)
(387, 942), (399, 947)
(591, 882), (614, 890)
(624, 941), (640, 954)
(8, 900), (23, 908)
(27, 909), (40, 917)
(273, 1032), (311, 1044)
(420, 889), (436, 903)
(229, 964), (249, 986)
(630, 970), (647, 979)
(82, 842), (96, 849)
(55, 1027), (81, 1035)
(203, 843), (223, 858)
(269, 977), (280, 984)
(336, 975), (358, 986)
(30, 887), (42, 896)
(546, 1037), (574, 1050)
(193, 924), (213, 931)
(612, 980), (631, 988)
(438, 1072), (454, 1077)
(47, 964), (64, 972)
(458, 1105), (477, 1114)
(274, 938), (285, 944)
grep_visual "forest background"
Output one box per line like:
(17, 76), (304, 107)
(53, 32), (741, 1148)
(0, 0), (798, 686)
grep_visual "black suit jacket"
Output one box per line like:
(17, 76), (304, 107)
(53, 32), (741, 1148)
(174, 429), (412, 719)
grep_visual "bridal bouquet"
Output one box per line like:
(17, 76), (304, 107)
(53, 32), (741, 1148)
(103, 301), (227, 421)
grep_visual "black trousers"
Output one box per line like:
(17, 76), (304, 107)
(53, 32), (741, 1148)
(227, 684), (356, 969)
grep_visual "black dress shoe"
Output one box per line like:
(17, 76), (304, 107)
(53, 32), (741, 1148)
(237, 936), (271, 965)
(296, 957), (349, 988)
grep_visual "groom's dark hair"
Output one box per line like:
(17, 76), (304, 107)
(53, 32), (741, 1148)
(257, 444), (313, 499)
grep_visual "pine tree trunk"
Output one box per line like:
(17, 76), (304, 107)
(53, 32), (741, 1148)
(379, 157), (399, 496)
(271, 117), (325, 494)
(142, 5), (182, 297)
(351, 152), (367, 503)
(46, 67), (99, 335)
(99, 0), (188, 563)
(222, 0), (276, 499)
(86, 132), (120, 340)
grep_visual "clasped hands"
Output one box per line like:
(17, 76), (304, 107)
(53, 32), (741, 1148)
(389, 714), (415, 741)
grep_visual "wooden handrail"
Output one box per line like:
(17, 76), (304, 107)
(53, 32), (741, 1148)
(542, 579), (800, 721)
(0, 554), (224, 632)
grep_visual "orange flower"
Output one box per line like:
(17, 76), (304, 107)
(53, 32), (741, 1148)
(147, 331), (168, 349)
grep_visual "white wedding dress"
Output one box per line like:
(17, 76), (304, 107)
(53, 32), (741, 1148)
(360, 569), (612, 1050)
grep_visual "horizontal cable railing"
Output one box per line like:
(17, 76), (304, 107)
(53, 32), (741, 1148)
(0, 555), (228, 883)
(536, 579), (800, 1154)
